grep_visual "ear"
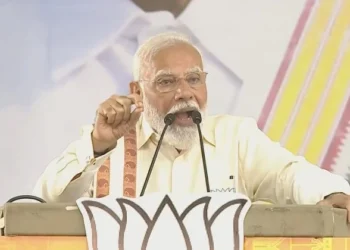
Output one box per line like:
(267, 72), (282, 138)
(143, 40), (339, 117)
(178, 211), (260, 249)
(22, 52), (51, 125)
(129, 81), (143, 98)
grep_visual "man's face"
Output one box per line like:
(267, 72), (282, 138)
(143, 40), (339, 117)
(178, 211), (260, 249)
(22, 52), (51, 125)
(131, 0), (191, 17)
(141, 43), (207, 149)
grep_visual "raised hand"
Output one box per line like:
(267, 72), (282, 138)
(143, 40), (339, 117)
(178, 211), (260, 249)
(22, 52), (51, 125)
(92, 94), (143, 153)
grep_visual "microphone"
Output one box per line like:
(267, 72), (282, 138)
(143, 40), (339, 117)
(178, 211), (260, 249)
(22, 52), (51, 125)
(191, 111), (210, 192)
(139, 113), (176, 196)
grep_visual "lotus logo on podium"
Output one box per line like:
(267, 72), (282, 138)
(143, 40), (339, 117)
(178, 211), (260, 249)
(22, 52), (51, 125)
(77, 193), (251, 250)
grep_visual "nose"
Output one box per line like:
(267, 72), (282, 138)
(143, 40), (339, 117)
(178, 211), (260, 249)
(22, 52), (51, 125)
(174, 79), (194, 101)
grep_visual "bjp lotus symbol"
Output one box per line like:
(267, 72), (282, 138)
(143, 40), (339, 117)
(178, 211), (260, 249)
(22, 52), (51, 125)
(77, 193), (251, 250)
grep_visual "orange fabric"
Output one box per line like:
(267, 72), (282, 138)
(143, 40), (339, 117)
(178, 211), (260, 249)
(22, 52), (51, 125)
(95, 128), (137, 198)
(95, 157), (110, 198)
(122, 128), (137, 198)
(0, 236), (349, 249)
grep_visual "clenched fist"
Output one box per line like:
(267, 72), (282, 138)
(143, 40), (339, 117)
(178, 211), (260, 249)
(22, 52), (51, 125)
(92, 94), (143, 154)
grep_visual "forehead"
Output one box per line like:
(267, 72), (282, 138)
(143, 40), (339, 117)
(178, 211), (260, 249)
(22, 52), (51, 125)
(151, 43), (203, 75)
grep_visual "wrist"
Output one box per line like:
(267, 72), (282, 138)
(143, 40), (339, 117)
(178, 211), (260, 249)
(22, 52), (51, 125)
(91, 131), (117, 155)
(93, 148), (111, 158)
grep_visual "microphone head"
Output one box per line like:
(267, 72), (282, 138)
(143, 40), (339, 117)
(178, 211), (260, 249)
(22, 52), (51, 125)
(164, 113), (176, 125)
(191, 110), (202, 124)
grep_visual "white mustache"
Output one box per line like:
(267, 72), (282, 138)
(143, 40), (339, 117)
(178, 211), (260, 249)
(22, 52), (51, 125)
(167, 101), (200, 114)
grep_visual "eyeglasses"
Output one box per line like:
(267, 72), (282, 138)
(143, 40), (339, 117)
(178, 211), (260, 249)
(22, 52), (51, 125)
(140, 72), (208, 93)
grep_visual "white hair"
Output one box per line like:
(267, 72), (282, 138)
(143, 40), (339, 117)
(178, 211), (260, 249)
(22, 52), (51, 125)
(134, 32), (207, 150)
(133, 32), (202, 81)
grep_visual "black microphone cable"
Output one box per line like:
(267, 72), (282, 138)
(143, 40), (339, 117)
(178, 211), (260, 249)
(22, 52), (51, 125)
(191, 110), (210, 192)
(139, 113), (176, 196)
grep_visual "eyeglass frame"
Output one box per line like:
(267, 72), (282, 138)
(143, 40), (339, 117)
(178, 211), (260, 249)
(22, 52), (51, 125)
(138, 70), (208, 93)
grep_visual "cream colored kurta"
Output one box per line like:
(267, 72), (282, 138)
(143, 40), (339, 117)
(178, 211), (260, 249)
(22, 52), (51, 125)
(33, 115), (350, 204)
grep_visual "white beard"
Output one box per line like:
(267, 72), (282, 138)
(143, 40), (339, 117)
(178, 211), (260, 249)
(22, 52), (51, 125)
(142, 95), (206, 150)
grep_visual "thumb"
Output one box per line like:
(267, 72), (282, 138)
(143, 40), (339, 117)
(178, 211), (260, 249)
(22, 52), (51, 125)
(128, 107), (142, 126)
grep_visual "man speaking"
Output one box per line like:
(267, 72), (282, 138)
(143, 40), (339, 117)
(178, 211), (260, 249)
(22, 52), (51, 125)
(34, 32), (350, 219)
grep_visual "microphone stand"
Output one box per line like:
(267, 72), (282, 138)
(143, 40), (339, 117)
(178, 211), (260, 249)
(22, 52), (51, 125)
(139, 113), (175, 196)
(191, 111), (210, 192)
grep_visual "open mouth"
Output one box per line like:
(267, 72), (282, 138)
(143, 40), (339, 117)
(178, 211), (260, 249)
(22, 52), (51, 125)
(173, 108), (197, 125)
